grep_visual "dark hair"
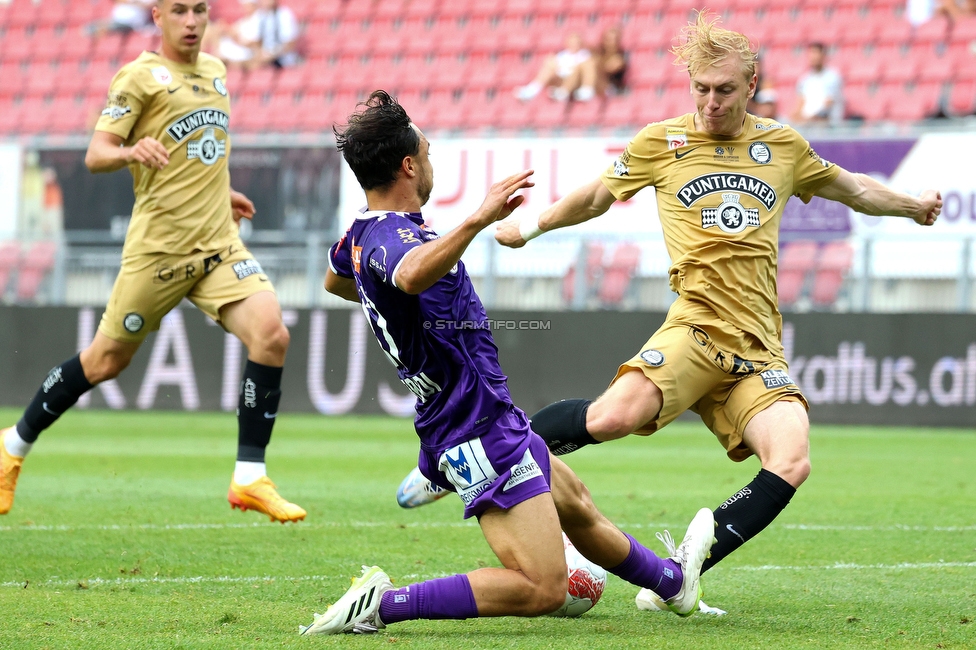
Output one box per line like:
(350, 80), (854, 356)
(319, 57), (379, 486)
(808, 42), (826, 52)
(334, 90), (419, 191)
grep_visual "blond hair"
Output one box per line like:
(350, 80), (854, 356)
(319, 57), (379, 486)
(671, 10), (757, 79)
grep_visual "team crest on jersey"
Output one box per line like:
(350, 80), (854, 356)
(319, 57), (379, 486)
(748, 142), (772, 164)
(101, 105), (132, 120)
(186, 128), (226, 165)
(677, 173), (777, 210)
(612, 158), (629, 177)
(666, 127), (687, 149)
(166, 108), (230, 143)
(701, 193), (761, 234)
(151, 66), (173, 86)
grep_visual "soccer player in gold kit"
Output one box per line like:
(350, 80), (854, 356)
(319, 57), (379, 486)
(0, 1), (305, 523)
(495, 12), (943, 610)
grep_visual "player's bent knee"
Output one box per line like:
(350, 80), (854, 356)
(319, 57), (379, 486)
(531, 577), (570, 616)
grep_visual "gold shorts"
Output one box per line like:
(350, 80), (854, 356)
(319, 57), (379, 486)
(99, 239), (276, 343)
(612, 299), (807, 462)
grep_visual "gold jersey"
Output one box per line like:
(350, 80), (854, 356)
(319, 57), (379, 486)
(601, 113), (841, 355)
(95, 51), (235, 257)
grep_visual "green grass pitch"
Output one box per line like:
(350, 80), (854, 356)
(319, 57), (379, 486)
(0, 407), (973, 649)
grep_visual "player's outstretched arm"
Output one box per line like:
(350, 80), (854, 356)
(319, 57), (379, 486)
(395, 170), (534, 294)
(85, 131), (170, 174)
(815, 168), (942, 226)
(324, 269), (360, 303)
(495, 177), (617, 248)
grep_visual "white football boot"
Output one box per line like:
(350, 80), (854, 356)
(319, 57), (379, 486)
(636, 588), (727, 616)
(299, 566), (393, 635)
(656, 508), (718, 617)
(396, 466), (449, 509)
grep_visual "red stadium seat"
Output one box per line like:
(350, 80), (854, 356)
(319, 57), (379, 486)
(463, 98), (502, 129)
(120, 32), (159, 63)
(4, 0), (40, 31)
(530, 98), (568, 128)
(60, 27), (94, 62)
(604, 96), (637, 127)
(778, 240), (819, 305)
(404, 0), (439, 21)
(875, 16), (913, 46)
(598, 243), (641, 306)
(0, 100), (24, 135)
(16, 241), (58, 302)
(0, 64), (26, 100)
(886, 82), (941, 121)
(66, 1), (101, 28)
(92, 32), (126, 63)
(948, 80), (976, 115)
(844, 54), (883, 85)
(309, 0), (344, 23)
(49, 99), (89, 134)
(276, 66), (308, 97)
(948, 17), (976, 46)
(20, 98), (55, 134)
(1, 28), (33, 65)
(881, 52), (921, 84)
(811, 241), (853, 307)
(562, 241), (603, 305)
(29, 28), (63, 64)
(913, 15), (950, 46)
(565, 98), (603, 129)
(947, 45), (976, 81)
(24, 63), (59, 99)
(36, 1), (68, 30)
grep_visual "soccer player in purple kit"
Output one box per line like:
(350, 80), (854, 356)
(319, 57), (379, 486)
(303, 90), (717, 635)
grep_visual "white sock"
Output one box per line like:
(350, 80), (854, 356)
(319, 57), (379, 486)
(234, 461), (266, 485)
(516, 81), (542, 100)
(3, 428), (32, 458)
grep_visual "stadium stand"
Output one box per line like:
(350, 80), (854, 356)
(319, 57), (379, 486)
(15, 240), (57, 302)
(0, 0), (974, 135)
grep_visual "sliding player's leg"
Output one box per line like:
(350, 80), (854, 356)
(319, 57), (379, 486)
(549, 454), (715, 616)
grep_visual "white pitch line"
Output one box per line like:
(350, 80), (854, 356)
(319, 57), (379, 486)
(4, 561), (975, 590)
(1, 521), (974, 533)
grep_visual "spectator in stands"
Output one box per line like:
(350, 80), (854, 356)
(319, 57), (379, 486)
(591, 27), (629, 97)
(908, 0), (976, 25)
(516, 33), (596, 102)
(252, 0), (301, 69)
(747, 57), (777, 119)
(215, 0), (263, 69)
(91, 0), (155, 36)
(791, 43), (843, 125)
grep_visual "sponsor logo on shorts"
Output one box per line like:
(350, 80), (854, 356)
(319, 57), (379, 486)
(640, 349), (665, 367)
(123, 313), (144, 333)
(760, 369), (795, 389)
(503, 448), (543, 492)
(438, 438), (499, 506)
(204, 252), (223, 273)
(748, 142), (772, 164)
(232, 259), (264, 280)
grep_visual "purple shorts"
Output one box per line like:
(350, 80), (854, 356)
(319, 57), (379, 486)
(418, 406), (552, 519)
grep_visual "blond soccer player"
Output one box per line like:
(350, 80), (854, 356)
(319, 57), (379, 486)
(0, 1), (305, 523)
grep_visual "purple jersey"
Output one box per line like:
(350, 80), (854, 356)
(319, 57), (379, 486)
(330, 211), (513, 449)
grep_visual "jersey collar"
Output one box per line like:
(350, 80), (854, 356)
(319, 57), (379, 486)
(358, 209), (424, 225)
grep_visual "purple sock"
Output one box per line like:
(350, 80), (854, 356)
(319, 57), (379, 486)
(378, 574), (479, 625)
(607, 533), (684, 601)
